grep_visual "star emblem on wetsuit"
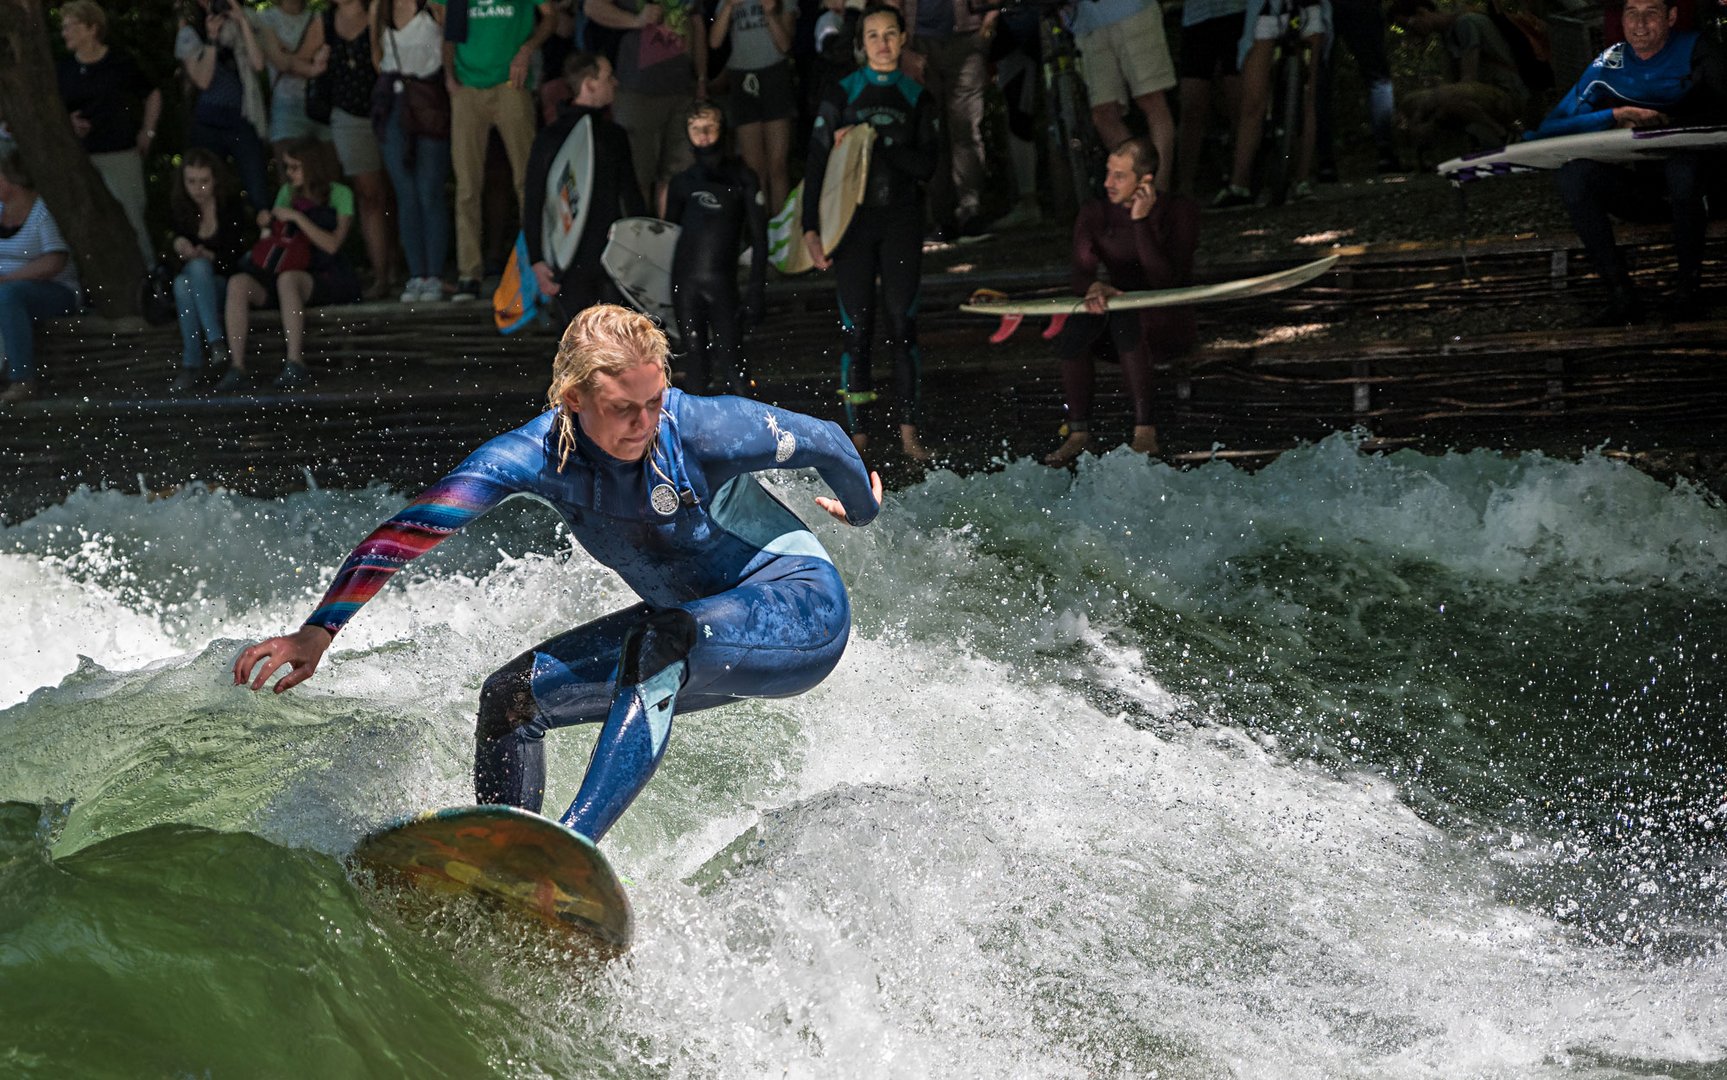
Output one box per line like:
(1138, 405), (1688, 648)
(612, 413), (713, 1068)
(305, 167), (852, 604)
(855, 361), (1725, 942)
(765, 414), (796, 462)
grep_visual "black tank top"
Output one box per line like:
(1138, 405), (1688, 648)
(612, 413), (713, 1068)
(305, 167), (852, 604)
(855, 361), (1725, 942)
(326, 9), (375, 118)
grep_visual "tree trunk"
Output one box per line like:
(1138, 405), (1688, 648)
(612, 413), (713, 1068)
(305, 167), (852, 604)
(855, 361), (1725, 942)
(0, 0), (145, 317)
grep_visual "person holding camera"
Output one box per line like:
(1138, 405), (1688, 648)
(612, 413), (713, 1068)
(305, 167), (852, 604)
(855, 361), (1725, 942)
(176, 0), (272, 212)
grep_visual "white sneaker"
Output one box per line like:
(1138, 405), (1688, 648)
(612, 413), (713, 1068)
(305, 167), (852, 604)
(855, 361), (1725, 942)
(399, 277), (426, 303)
(416, 277), (446, 302)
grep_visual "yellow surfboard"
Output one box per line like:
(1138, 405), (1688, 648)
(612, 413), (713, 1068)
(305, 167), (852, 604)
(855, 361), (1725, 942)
(769, 124), (877, 275)
(352, 804), (632, 956)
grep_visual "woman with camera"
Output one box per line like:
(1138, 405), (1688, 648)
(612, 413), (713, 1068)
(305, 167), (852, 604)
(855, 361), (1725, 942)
(175, 0), (272, 212)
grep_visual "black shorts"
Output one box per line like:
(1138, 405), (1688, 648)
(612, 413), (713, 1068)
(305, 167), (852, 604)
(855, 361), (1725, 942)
(728, 61), (797, 126)
(1177, 13), (1244, 80)
(241, 258), (361, 308)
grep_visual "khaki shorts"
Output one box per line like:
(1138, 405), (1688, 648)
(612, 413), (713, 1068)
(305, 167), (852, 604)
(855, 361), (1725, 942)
(1078, 4), (1178, 106)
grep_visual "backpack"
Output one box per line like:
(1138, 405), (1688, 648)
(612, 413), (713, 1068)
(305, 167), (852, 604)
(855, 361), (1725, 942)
(1487, 1), (1554, 92)
(494, 231), (546, 334)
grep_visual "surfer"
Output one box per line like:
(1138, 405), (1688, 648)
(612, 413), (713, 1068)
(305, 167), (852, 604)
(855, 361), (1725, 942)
(1044, 137), (1199, 466)
(664, 101), (769, 395)
(802, 2), (940, 463)
(1526, 0), (1726, 325)
(523, 52), (647, 327)
(232, 303), (882, 845)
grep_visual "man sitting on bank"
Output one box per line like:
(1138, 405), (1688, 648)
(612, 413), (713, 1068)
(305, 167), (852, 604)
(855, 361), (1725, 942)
(1044, 137), (1198, 466)
(1528, 0), (1725, 325)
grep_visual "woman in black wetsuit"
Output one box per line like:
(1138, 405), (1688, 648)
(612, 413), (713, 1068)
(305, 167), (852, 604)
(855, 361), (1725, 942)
(800, 3), (939, 463)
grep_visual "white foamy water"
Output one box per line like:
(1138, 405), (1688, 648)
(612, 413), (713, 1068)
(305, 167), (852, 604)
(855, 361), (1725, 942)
(2, 439), (1724, 1076)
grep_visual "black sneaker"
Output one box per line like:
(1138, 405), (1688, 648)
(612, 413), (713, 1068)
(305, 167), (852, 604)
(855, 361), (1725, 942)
(1208, 185), (1254, 211)
(273, 362), (313, 391)
(211, 365), (249, 394)
(451, 278), (482, 302)
(172, 368), (202, 394)
(1667, 287), (1709, 323)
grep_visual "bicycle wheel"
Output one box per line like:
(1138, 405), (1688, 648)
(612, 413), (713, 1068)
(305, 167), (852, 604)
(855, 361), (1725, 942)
(1262, 42), (1306, 207)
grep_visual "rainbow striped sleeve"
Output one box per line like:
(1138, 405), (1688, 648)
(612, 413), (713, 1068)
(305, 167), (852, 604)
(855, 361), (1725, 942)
(304, 470), (512, 635)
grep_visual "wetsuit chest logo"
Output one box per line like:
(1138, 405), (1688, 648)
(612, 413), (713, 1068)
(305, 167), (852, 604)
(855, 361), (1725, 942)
(696, 191), (724, 211)
(651, 483), (680, 515)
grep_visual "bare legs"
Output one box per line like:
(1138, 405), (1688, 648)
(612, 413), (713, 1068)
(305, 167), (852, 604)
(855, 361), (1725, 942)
(1091, 90), (1176, 190)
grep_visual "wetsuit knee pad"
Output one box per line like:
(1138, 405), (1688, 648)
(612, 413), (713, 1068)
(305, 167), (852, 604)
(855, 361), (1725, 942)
(475, 658), (538, 740)
(619, 608), (698, 687)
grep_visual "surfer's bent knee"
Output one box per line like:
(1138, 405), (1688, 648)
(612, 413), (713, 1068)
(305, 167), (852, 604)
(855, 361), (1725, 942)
(476, 660), (540, 739)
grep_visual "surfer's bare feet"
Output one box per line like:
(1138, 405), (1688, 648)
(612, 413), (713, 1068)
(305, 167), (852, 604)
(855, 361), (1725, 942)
(1129, 425), (1161, 457)
(899, 424), (933, 463)
(1044, 431), (1093, 466)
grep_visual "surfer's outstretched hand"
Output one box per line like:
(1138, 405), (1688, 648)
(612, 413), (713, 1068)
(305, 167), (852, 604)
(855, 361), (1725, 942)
(234, 625), (333, 694)
(815, 470), (883, 523)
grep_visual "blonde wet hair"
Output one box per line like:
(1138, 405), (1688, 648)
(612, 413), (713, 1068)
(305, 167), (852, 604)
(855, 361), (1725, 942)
(547, 304), (673, 471)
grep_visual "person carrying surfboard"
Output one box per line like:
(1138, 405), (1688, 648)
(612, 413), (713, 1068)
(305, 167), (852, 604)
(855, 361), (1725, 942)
(1044, 137), (1199, 467)
(802, 2), (941, 463)
(665, 101), (769, 395)
(523, 52), (648, 326)
(1525, 0), (1726, 325)
(232, 303), (882, 845)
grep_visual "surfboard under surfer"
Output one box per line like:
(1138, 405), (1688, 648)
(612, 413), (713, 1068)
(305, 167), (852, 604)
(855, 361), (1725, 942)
(233, 304), (883, 845)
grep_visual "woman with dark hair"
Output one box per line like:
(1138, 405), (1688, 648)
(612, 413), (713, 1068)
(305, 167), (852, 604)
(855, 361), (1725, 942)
(801, 2), (940, 461)
(175, 0), (272, 212)
(220, 138), (360, 393)
(168, 149), (251, 393)
(0, 150), (82, 405)
(293, 0), (399, 299)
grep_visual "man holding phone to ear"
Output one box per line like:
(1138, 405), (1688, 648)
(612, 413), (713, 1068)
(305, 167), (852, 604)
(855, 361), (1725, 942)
(1043, 136), (1200, 467)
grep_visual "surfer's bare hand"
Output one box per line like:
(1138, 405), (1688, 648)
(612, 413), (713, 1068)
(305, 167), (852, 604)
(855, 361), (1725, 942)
(1612, 106), (1668, 128)
(815, 470), (882, 523)
(1084, 281), (1120, 315)
(233, 625), (333, 694)
(533, 261), (561, 296)
(804, 230), (830, 270)
(833, 124), (853, 146)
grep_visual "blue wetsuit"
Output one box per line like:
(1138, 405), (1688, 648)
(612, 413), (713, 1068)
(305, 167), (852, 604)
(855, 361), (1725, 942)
(1527, 32), (1726, 305)
(305, 389), (878, 841)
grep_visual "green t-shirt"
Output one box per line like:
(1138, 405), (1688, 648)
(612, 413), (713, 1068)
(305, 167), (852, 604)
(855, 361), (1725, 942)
(275, 182), (356, 217)
(435, 0), (541, 90)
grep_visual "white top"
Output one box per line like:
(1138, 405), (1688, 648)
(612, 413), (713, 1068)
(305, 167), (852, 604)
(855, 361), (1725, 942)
(0, 198), (81, 299)
(378, 7), (443, 78)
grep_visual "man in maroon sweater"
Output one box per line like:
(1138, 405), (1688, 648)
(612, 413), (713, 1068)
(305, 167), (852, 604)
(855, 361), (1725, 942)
(1045, 137), (1200, 465)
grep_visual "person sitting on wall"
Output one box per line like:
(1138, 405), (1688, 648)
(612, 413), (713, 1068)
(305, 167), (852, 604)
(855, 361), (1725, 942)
(1526, 0), (1726, 325)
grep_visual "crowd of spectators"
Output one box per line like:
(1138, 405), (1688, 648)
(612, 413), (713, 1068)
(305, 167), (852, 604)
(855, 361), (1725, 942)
(0, 0), (1719, 407)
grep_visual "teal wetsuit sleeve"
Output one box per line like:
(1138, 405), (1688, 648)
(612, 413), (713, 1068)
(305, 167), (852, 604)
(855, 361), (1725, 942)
(679, 394), (880, 526)
(303, 455), (521, 635)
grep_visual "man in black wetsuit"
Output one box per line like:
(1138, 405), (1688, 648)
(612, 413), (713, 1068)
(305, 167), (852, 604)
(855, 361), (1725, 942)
(664, 102), (769, 395)
(523, 52), (648, 326)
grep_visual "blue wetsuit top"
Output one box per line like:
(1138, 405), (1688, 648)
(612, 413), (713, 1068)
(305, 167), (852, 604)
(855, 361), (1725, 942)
(305, 389), (878, 635)
(1530, 30), (1727, 139)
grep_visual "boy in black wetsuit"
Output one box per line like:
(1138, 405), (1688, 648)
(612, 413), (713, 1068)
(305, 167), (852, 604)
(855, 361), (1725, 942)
(523, 53), (648, 327)
(802, 3), (941, 461)
(664, 102), (769, 395)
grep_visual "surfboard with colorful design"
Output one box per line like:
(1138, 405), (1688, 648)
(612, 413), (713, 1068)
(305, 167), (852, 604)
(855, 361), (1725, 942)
(352, 805), (632, 955)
